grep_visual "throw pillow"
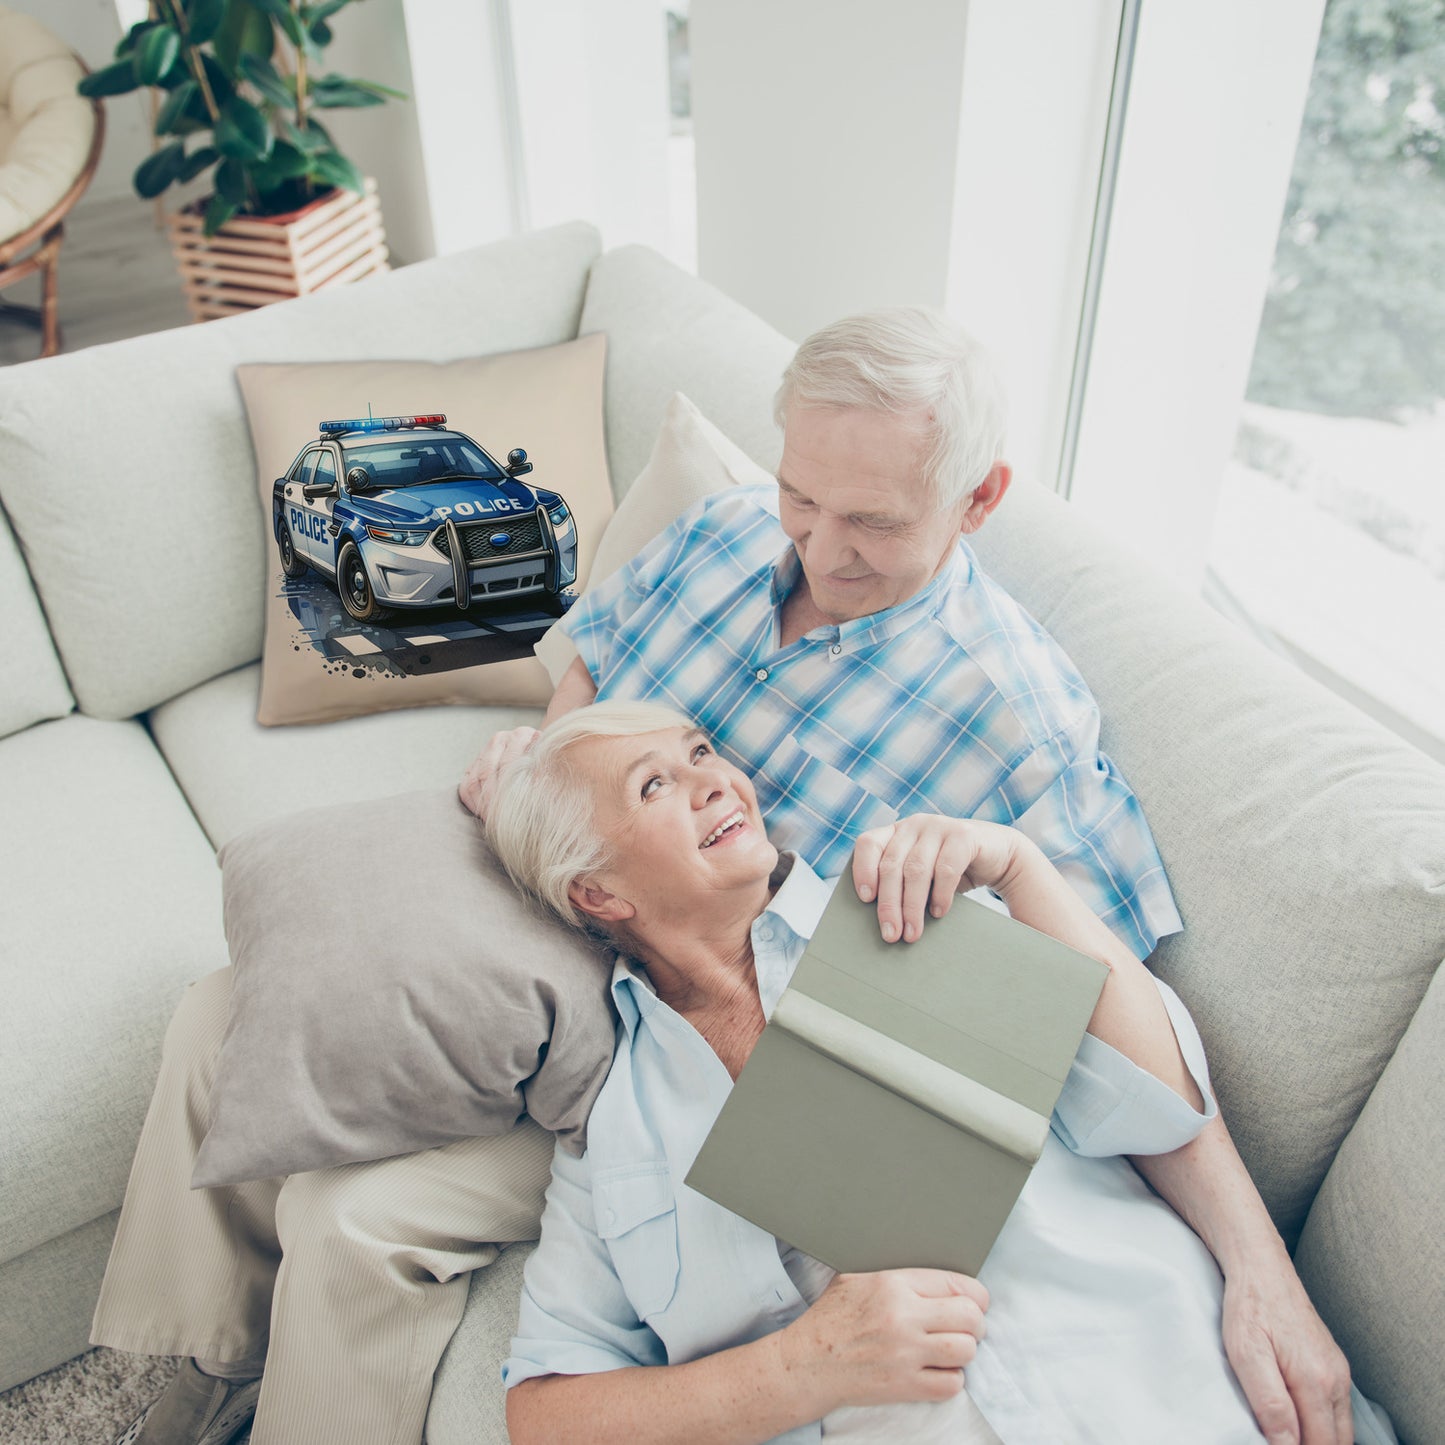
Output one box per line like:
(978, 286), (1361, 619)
(192, 788), (618, 1188)
(238, 334), (611, 726)
(534, 390), (772, 685)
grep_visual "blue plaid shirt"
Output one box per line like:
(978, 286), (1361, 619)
(560, 485), (1180, 959)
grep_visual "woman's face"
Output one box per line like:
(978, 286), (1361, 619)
(566, 726), (777, 926)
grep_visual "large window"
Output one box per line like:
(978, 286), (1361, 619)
(1207, 0), (1445, 757)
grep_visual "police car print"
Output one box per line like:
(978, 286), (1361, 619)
(273, 413), (578, 624)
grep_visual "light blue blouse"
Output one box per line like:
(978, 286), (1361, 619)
(504, 857), (1271, 1443)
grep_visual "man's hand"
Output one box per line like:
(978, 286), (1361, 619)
(458, 726), (540, 822)
(1221, 1262), (1353, 1445)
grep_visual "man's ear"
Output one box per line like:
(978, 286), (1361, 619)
(959, 462), (1012, 536)
(567, 879), (635, 924)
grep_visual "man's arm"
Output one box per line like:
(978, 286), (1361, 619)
(545, 654), (599, 724)
(1131, 1120), (1353, 1445)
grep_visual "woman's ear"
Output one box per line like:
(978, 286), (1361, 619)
(568, 879), (635, 924)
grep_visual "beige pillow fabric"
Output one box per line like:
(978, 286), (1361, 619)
(194, 789), (618, 1188)
(534, 391), (771, 686)
(239, 335), (612, 726)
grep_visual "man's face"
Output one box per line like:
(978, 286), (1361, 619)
(776, 405), (973, 623)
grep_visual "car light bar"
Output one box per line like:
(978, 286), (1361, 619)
(318, 414), (447, 436)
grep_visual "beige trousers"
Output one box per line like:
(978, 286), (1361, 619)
(91, 969), (555, 1445)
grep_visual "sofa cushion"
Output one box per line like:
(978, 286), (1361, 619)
(0, 504), (71, 738)
(0, 715), (227, 1267)
(580, 244), (795, 498)
(1295, 958), (1445, 1445)
(967, 478), (1445, 1244)
(0, 222), (601, 722)
(237, 335), (612, 726)
(148, 663), (542, 849)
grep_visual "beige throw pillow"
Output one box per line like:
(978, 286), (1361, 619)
(534, 391), (773, 686)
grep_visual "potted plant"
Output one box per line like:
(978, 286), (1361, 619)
(79, 0), (404, 319)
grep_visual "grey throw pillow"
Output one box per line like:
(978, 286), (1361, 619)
(192, 789), (617, 1188)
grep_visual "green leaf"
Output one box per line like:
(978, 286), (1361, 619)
(239, 52), (295, 107)
(134, 142), (185, 199)
(214, 0), (275, 74)
(186, 0), (227, 47)
(349, 77), (408, 101)
(115, 20), (156, 59)
(134, 25), (181, 86)
(204, 192), (239, 236)
(264, 139), (312, 178)
(199, 52), (236, 107)
(178, 145), (220, 182)
(308, 18), (332, 47)
(247, 0), (306, 45)
(79, 60), (142, 98)
(215, 156), (250, 204)
(302, 0), (351, 23)
(154, 79), (198, 135)
(309, 75), (384, 108)
(215, 95), (274, 160)
(281, 115), (332, 153)
(310, 148), (363, 194)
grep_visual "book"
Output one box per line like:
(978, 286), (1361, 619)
(684, 884), (1110, 1276)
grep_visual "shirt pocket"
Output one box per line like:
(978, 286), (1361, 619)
(758, 731), (898, 857)
(593, 1163), (681, 1321)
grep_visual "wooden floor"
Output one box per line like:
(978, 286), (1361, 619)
(0, 194), (193, 366)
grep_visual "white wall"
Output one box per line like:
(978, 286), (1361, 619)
(690, 0), (972, 342)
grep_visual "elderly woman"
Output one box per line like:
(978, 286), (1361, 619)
(485, 700), (1287, 1445)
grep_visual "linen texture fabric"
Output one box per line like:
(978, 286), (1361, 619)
(533, 391), (763, 687)
(239, 335), (612, 726)
(192, 788), (617, 1188)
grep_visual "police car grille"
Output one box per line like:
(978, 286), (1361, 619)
(433, 511), (544, 561)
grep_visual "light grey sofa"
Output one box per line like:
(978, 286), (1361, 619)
(0, 222), (1441, 1444)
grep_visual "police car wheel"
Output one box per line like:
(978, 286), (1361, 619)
(277, 521), (308, 579)
(337, 541), (390, 623)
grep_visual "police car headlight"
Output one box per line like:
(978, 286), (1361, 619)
(548, 503), (569, 526)
(366, 526), (430, 546)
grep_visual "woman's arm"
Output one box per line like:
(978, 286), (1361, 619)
(509, 1268), (987, 1445)
(851, 815), (1203, 1108)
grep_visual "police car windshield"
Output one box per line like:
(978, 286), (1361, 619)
(343, 434), (505, 489)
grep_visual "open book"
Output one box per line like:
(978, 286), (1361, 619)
(685, 883), (1109, 1275)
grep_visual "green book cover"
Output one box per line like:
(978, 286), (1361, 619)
(684, 886), (1109, 1276)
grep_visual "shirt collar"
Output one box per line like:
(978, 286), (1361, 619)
(767, 542), (973, 652)
(609, 851), (835, 1037)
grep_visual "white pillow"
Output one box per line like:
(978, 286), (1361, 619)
(534, 392), (774, 685)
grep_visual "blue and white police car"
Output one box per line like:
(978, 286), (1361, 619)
(272, 414), (578, 624)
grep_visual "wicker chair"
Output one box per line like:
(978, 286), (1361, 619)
(0, 7), (104, 360)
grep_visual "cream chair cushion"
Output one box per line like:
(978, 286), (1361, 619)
(0, 7), (94, 242)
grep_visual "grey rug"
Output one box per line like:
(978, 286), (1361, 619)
(0, 1350), (223, 1445)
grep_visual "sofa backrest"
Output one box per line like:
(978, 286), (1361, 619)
(0, 221), (602, 721)
(0, 503), (72, 738)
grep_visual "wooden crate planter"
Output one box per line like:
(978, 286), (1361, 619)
(166, 179), (389, 322)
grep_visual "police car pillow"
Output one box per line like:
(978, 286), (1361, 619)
(193, 788), (618, 1188)
(237, 335), (612, 727)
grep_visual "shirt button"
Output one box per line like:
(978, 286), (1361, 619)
(830, 644), (842, 655)
(756, 924), (773, 943)
(755, 668), (769, 681)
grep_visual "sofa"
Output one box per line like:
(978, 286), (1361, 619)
(0, 221), (1440, 1444)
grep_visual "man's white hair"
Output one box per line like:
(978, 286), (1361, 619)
(487, 700), (696, 930)
(774, 307), (1008, 511)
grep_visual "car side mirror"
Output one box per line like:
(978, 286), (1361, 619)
(506, 447), (532, 478)
(302, 481), (337, 499)
(346, 467), (371, 490)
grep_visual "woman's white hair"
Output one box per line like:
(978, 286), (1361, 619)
(773, 307), (1007, 511)
(487, 700), (697, 931)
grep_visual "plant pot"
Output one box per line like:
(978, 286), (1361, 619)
(164, 179), (389, 322)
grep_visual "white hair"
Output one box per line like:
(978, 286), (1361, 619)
(487, 700), (696, 931)
(774, 307), (1008, 511)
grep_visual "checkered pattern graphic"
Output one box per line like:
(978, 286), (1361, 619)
(562, 486), (1181, 959)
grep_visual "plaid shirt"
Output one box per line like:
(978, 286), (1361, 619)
(560, 485), (1181, 959)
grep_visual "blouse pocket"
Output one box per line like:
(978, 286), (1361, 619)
(593, 1163), (681, 1321)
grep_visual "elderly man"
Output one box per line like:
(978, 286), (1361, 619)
(95, 310), (1350, 1445)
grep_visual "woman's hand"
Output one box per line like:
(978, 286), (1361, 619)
(458, 726), (540, 821)
(779, 1269), (989, 1412)
(852, 815), (1029, 942)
